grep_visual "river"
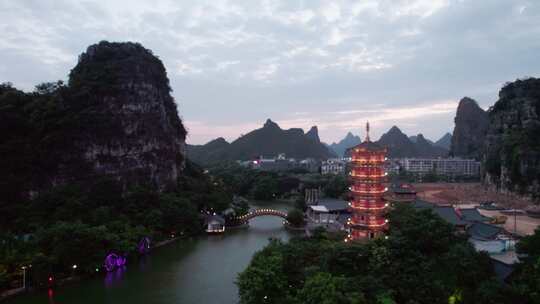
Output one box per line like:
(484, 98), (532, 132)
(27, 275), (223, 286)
(9, 202), (295, 304)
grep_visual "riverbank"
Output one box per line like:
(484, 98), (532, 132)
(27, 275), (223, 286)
(1, 236), (183, 303)
(6, 202), (294, 304)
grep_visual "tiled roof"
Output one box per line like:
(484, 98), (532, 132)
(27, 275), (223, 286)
(432, 206), (468, 226)
(467, 222), (503, 241)
(317, 198), (349, 212)
(309, 205), (329, 212)
(205, 214), (225, 224)
(347, 140), (386, 152)
(412, 199), (467, 226)
(412, 199), (435, 209)
(491, 258), (515, 283)
(459, 208), (491, 222)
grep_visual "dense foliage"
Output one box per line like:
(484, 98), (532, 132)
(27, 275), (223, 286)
(323, 175), (348, 199)
(208, 162), (352, 202)
(511, 227), (540, 303)
(286, 209), (305, 227)
(0, 160), (231, 290)
(238, 204), (510, 304)
(208, 162), (301, 201)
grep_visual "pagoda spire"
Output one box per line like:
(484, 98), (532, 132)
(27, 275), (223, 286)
(365, 121), (371, 142)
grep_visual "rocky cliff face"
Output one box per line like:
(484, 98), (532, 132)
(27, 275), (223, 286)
(0, 41), (187, 196)
(66, 41), (187, 191)
(484, 78), (540, 199)
(450, 97), (488, 159)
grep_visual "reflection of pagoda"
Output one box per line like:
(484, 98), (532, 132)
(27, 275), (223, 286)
(346, 122), (388, 241)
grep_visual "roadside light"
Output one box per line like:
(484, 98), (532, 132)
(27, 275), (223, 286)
(72, 264), (78, 269)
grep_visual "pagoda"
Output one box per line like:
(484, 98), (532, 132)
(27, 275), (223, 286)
(346, 122), (388, 241)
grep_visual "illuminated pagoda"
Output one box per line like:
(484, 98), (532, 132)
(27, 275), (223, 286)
(346, 122), (389, 241)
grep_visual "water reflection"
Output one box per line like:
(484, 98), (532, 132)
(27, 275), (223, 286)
(9, 202), (294, 304)
(104, 266), (126, 288)
(47, 289), (55, 304)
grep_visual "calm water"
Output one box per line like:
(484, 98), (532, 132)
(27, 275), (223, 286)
(9, 202), (294, 304)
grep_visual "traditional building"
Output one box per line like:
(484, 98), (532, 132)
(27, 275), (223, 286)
(387, 183), (417, 203)
(346, 122), (389, 241)
(205, 214), (225, 234)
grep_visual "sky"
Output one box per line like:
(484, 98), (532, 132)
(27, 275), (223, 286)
(1, 0), (540, 145)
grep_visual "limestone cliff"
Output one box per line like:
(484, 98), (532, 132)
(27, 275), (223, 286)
(63, 41), (187, 191)
(450, 97), (488, 159)
(484, 78), (540, 200)
(0, 41), (187, 197)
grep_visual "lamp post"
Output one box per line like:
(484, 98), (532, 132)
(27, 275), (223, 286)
(21, 266), (26, 289)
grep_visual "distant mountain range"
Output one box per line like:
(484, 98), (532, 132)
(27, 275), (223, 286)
(187, 119), (336, 165)
(328, 132), (362, 157)
(376, 126), (449, 158)
(188, 119), (452, 165)
(330, 128), (451, 158)
(434, 133), (452, 150)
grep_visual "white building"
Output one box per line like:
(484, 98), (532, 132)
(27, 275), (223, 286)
(400, 158), (480, 176)
(321, 159), (346, 175)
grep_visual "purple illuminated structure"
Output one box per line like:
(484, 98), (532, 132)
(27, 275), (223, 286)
(104, 253), (127, 272)
(137, 237), (151, 254)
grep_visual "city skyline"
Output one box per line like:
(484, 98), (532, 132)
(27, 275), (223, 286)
(1, 0), (539, 144)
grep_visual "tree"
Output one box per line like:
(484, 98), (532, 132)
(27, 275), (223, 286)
(286, 209), (305, 227)
(510, 227), (540, 302)
(238, 204), (504, 304)
(232, 199), (250, 217)
(324, 175), (348, 198)
(295, 195), (307, 211)
(295, 272), (366, 304)
(250, 176), (279, 201)
(237, 240), (290, 304)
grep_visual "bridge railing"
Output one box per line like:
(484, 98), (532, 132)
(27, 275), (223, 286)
(235, 208), (288, 222)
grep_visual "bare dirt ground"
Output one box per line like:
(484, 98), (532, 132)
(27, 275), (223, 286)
(478, 209), (540, 236)
(414, 183), (532, 208)
(413, 182), (540, 236)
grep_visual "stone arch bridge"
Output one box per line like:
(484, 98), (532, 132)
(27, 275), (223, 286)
(235, 208), (288, 223)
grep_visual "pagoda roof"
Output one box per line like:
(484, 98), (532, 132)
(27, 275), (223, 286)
(347, 140), (386, 152)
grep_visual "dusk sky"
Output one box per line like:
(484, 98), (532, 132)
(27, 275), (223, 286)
(1, 0), (539, 144)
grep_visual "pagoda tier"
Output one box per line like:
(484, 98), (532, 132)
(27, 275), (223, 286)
(346, 122), (388, 241)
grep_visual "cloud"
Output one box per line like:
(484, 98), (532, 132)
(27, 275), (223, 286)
(1, 0), (539, 144)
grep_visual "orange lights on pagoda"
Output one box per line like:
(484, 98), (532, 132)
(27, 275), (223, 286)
(346, 122), (389, 241)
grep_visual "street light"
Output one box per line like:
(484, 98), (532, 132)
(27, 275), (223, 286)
(21, 266), (27, 290)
